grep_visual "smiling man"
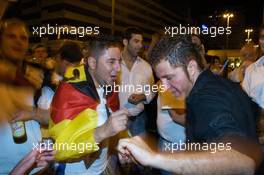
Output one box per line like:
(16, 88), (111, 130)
(50, 37), (129, 175)
(117, 36), (263, 175)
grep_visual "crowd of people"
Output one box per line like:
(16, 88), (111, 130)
(0, 13), (264, 175)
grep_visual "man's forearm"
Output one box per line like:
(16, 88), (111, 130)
(151, 149), (255, 175)
(34, 108), (49, 126)
(94, 126), (105, 143)
(94, 124), (109, 143)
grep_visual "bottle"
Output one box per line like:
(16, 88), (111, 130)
(10, 121), (27, 144)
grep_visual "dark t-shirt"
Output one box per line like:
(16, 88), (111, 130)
(186, 69), (258, 143)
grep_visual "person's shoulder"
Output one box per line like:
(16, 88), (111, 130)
(255, 55), (264, 64)
(244, 56), (264, 79)
(189, 77), (235, 106)
(137, 57), (153, 74)
(54, 81), (74, 97)
(251, 55), (264, 70)
(138, 57), (151, 67)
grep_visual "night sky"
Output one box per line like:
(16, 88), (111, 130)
(5, 0), (263, 27)
(162, 0), (263, 27)
(3, 0), (264, 48)
(190, 0), (263, 27)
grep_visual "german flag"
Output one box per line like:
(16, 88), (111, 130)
(49, 64), (119, 161)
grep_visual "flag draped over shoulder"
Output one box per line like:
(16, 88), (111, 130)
(49, 64), (119, 161)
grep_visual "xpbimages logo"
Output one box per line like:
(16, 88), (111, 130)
(32, 24), (100, 37)
(163, 140), (232, 153)
(164, 24), (231, 37)
(99, 82), (166, 96)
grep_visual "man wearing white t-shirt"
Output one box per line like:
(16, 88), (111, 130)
(242, 25), (264, 139)
(242, 24), (264, 108)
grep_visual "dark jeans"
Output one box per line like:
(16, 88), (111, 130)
(128, 111), (147, 136)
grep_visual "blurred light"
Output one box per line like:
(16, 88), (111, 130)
(201, 24), (208, 30)
(245, 29), (253, 32)
(223, 13), (234, 18)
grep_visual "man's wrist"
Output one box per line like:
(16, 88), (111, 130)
(94, 125), (107, 143)
(149, 153), (162, 168)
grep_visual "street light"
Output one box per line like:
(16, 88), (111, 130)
(223, 13), (234, 50)
(223, 13), (234, 27)
(245, 38), (252, 43)
(245, 29), (253, 43)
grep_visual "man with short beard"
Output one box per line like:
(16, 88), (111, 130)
(118, 27), (155, 136)
(118, 36), (262, 175)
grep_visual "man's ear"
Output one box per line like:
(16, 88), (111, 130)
(187, 59), (198, 81)
(87, 57), (96, 70)
(123, 39), (128, 47)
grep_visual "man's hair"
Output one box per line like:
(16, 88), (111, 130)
(0, 18), (29, 39)
(58, 42), (83, 63)
(88, 35), (122, 60)
(123, 27), (143, 41)
(149, 36), (204, 70)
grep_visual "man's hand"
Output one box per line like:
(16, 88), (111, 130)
(11, 108), (50, 126)
(94, 109), (129, 143)
(10, 149), (56, 175)
(128, 93), (146, 105)
(117, 136), (156, 166)
(24, 65), (44, 89)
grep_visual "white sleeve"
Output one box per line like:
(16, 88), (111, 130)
(144, 67), (156, 104)
(37, 86), (54, 110)
(241, 66), (252, 96)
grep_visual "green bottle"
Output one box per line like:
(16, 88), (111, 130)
(10, 121), (27, 144)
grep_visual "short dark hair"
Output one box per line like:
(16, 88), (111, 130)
(88, 35), (122, 60)
(58, 42), (83, 63)
(123, 27), (143, 41)
(149, 36), (205, 70)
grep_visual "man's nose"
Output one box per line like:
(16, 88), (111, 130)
(161, 79), (170, 91)
(139, 42), (143, 49)
(114, 62), (121, 72)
